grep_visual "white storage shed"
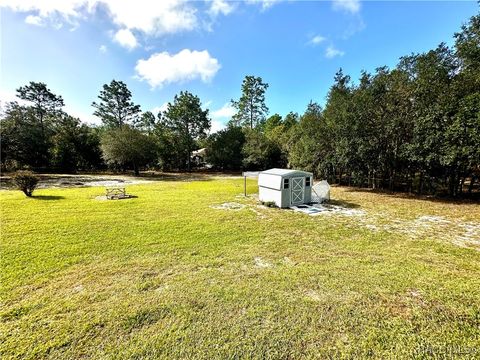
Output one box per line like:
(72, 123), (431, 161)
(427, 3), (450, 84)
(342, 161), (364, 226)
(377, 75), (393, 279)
(258, 168), (313, 208)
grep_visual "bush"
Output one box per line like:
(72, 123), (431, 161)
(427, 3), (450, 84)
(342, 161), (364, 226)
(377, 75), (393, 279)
(12, 171), (39, 197)
(206, 126), (245, 170)
(260, 201), (277, 208)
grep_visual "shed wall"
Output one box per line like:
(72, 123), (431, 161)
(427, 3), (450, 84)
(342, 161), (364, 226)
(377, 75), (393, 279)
(259, 187), (283, 207)
(304, 184), (312, 203)
(280, 188), (291, 208)
(258, 174), (282, 190)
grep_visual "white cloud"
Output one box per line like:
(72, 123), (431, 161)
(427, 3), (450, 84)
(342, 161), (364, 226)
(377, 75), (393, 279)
(99, 0), (197, 36)
(245, 0), (281, 11)
(0, 89), (27, 109)
(208, 0), (235, 17)
(3, 0), (287, 49)
(332, 0), (361, 14)
(151, 102), (169, 116)
(211, 103), (235, 119)
(0, 0), (86, 19)
(135, 49), (221, 89)
(210, 119), (226, 133)
(308, 34), (326, 46)
(113, 28), (137, 50)
(67, 107), (102, 125)
(208, 103), (235, 133)
(25, 14), (44, 26)
(325, 45), (345, 58)
(342, 17), (366, 39)
(99, 44), (107, 53)
(1, 0), (198, 37)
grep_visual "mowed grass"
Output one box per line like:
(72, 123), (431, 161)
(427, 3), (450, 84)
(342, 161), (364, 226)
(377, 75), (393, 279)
(1, 178), (479, 359)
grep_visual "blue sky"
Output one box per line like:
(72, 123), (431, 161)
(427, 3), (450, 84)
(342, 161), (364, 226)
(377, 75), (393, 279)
(1, 1), (478, 131)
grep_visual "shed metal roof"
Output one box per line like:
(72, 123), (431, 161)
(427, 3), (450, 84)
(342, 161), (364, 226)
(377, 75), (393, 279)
(260, 168), (312, 176)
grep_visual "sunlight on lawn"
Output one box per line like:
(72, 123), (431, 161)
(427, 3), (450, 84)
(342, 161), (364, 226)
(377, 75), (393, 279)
(1, 178), (479, 359)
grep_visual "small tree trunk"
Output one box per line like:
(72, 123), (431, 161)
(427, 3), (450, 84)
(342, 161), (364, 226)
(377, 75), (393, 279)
(406, 171), (410, 193)
(459, 177), (465, 196)
(419, 171), (424, 195)
(448, 173), (456, 197)
(408, 170), (414, 194)
(468, 176), (476, 195)
(389, 170), (395, 191)
(187, 148), (191, 173)
(250, 99), (254, 129)
(133, 162), (139, 176)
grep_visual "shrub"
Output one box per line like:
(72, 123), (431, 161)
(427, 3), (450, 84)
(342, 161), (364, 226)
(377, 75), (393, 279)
(12, 171), (39, 197)
(260, 201), (277, 208)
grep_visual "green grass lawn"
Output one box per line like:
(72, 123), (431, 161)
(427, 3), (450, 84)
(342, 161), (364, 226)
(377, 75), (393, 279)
(1, 178), (479, 359)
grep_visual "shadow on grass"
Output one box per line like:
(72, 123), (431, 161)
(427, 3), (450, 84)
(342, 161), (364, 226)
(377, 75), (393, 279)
(93, 194), (139, 201)
(343, 186), (480, 204)
(327, 199), (361, 208)
(31, 195), (65, 200)
(107, 195), (138, 200)
(142, 174), (215, 182)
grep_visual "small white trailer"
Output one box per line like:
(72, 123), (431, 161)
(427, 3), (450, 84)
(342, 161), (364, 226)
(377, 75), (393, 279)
(258, 168), (313, 208)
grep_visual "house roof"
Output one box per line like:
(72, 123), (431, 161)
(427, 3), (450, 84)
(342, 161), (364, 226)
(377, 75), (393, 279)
(192, 148), (206, 156)
(260, 168), (312, 176)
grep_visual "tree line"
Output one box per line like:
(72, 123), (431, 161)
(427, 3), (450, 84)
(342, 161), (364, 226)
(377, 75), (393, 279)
(1, 12), (479, 197)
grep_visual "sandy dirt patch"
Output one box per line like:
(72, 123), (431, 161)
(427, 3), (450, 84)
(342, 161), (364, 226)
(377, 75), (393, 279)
(254, 257), (272, 268)
(0, 174), (154, 189)
(211, 202), (246, 210)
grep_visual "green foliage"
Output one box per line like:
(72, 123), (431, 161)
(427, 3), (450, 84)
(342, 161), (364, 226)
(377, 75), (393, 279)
(242, 128), (282, 170)
(263, 113), (283, 134)
(455, 12), (480, 73)
(206, 126), (245, 170)
(135, 111), (157, 133)
(50, 114), (103, 172)
(16, 81), (64, 120)
(13, 82), (65, 168)
(264, 113), (298, 168)
(0, 98), (103, 173)
(92, 80), (141, 128)
(288, 103), (328, 176)
(0, 103), (50, 169)
(161, 91), (210, 171)
(260, 200), (277, 208)
(283, 111), (300, 130)
(12, 170), (39, 197)
(152, 123), (184, 171)
(101, 125), (157, 175)
(231, 75), (269, 129)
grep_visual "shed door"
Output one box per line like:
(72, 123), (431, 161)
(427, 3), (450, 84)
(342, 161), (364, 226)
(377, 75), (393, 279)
(291, 177), (304, 205)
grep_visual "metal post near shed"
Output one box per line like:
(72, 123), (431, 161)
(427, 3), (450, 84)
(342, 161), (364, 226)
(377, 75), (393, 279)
(244, 174), (247, 197)
(242, 171), (260, 197)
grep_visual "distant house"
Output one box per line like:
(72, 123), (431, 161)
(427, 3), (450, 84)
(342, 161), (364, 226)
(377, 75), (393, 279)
(258, 168), (313, 208)
(191, 148), (207, 166)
